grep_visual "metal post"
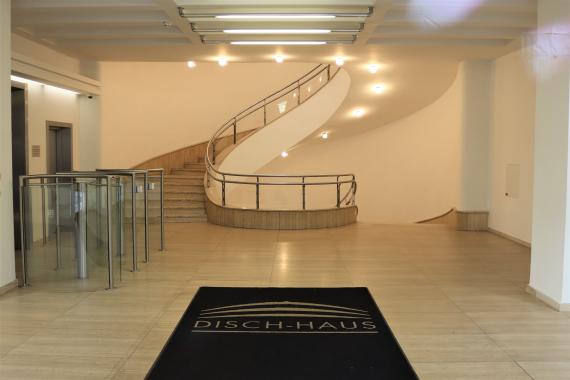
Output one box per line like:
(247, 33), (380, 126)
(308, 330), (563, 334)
(297, 82), (301, 105)
(256, 176), (260, 210)
(336, 176), (341, 208)
(263, 103), (267, 126)
(41, 178), (46, 245)
(131, 173), (137, 272)
(143, 172), (149, 263)
(160, 170), (165, 251)
(106, 176), (114, 290)
(19, 178), (28, 287)
(75, 181), (88, 280)
(302, 177), (306, 210)
(96, 177), (101, 248)
(118, 179), (124, 258)
(222, 177), (226, 206)
(233, 120), (237, 144)
(327, 64), (331, 81)
(55, 177), (61, 270)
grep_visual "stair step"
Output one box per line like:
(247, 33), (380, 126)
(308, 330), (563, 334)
(166, 215), (207, 223)
(164, 184), (204, 192)
(183, 162), (206, 169)
(164, 192), (205, 201)
(165, 208), (206, 217)
(171, 169), (206, 176)
(165, 177), (203, 185)
(165, 200), (204, 209)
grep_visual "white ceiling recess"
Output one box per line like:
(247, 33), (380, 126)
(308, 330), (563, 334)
(11, 0), (537, 61)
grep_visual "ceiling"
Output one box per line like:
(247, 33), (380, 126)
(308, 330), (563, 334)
(11, 0), (538, 62)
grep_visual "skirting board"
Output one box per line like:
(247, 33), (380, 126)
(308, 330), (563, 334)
(526, 285), (570, 312)
(488, 228), (531, 248)
(0, 279), (18, 296)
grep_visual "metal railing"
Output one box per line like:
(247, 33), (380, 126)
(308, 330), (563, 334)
(205, 63), (357, 210)
(19, 169), (165, 291)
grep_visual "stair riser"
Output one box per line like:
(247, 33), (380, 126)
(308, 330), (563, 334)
(165, 178), (203, 185)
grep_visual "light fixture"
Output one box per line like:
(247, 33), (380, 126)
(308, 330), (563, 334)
(281, 151), (289, 158)
(372, 84), (386, 94)
(224, 29), (331, 34)
(187, 60), (196, 68)
(352, 108), (365, 117)
(11, 75), (79, 95)
(368, 64), (379, 74)
(292, 92), (297, 98)
(216, 14), (337, 20)
(321, 132), (329, 139)
(218, 57), (228, 66)
(319, 76), (323, 82)
(335, 57), (345, 66)
(230, 41), (327, 45)
(307, 86), (311, 93)
(274, 55), (284, 63)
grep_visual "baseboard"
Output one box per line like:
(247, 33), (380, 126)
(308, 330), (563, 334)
(0, 279), (18, 296)
(526, 285), (570, 312)
(488, 227), (531, 248)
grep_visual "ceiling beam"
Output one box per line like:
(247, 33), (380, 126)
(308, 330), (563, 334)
(152, 0), (200, 44)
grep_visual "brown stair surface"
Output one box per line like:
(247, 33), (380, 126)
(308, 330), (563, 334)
(164, 160), (207, 223)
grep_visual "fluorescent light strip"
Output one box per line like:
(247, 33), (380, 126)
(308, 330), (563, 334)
(216, 14), (336, 19)
(224, 29), (331, 34)
(231, 41), (327, 45)
(11, 75), (79, 95)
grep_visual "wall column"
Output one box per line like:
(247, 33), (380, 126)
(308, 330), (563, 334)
(529, 0), (570, 310)
(456, 61), (492, 230)
(0, 0), (16, 291)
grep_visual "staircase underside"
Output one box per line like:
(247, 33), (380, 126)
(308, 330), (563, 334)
(205, 196), (357, 230)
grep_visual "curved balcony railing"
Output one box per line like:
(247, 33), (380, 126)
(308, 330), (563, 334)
(205, 63), (357, 211)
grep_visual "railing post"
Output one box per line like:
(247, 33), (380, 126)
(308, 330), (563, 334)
(233, 120), (237, 144)
(130, 173), (137, 272)
(327, 64), (331, 81)
(297, 82), (301, 105)
(336, 176), (341, 208)
(160, 170), (164, 251)
(222, 175), (226, 206)
(106, 176), (114, 290)
(256, 176), (260, 210)
(263, 102), (267, 126)
(143, 172), (149, 263)
(212, 142), (216, 165)
(302, 176), (306, 210)
(41, 178), (46, 245)
(19, 177), (28, 287)
(55, 176), (61, 269)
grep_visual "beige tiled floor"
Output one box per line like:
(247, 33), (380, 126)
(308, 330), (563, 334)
(1, 222), (569, 379)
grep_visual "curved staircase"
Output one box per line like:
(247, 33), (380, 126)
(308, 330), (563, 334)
(164, 160), (207, 222)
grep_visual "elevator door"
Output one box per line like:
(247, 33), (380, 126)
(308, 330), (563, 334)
(47, 123), (73, 235)
(47, 125), (72, 174)
(11, 87), (26, 250)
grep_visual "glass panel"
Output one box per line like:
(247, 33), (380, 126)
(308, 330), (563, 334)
(148, 173), (162, 253)
(135, 174), (147, 264)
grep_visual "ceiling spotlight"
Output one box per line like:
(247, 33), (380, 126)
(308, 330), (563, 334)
(274, 55), (284, 63)
(224, 29), (331, 34)
(218, 57), (228, 66)
(335, 57), (345, 66)
(216, 14), (336, 20)
(281, 151), (289, 158)
(187, 60), (196, 68)
(307, 86), (311, 92)
(230, 41), (327, 45)
(368, 64), (379, 73)
(352, 108), (365, 117)
(372, 84), (386, 94)
(321, 132), (329, 140)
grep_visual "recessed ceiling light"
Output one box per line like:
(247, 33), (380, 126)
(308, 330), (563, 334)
(218, 57), (228, 66)
(224, 29), (331, 34)
(321, 132), (329, 139)
(216, 14), (336, 20)
(372, 84), (386, 94)
(187, 60), (196, 68)
(335, 57), (345, 66)
(274, 55), (284, 63)
(230, 41), (327, 45)
(281, 151), (289, 158)
(307, 86), (311, 92)
(368, 64), (379, 74)
(352, 108), (365, 117)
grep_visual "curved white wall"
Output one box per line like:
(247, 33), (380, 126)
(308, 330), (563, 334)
(254, 65), (466, 222)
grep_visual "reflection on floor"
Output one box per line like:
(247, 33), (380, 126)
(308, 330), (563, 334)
(0, 223), (568, 380)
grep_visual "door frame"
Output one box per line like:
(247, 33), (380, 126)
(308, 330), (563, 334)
(45, 121), (74, 172)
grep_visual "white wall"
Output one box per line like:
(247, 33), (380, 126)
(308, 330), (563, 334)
(0, 0), (16, 289)
(489, 50), (535, 243)
(99, 62), (315, 168)
(254, 65), (465, 222)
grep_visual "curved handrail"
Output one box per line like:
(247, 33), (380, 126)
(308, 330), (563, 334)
(204, 63), (357, 211)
